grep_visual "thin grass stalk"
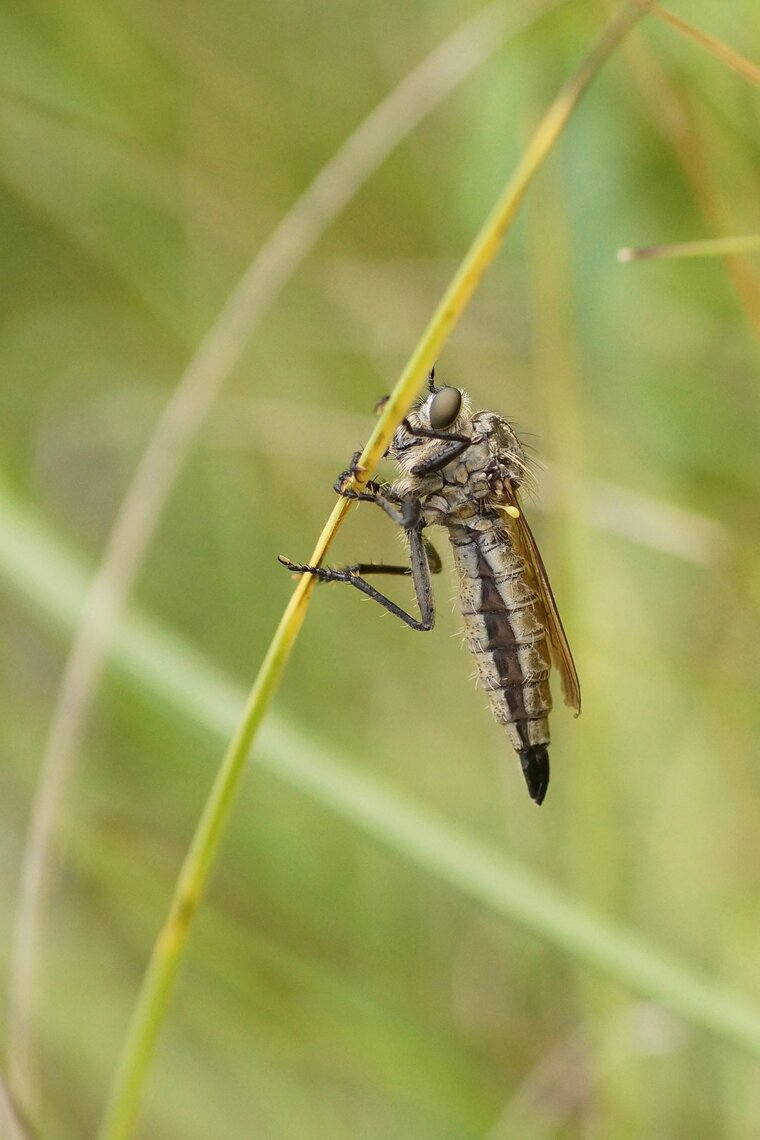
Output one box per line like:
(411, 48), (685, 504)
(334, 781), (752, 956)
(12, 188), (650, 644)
(619, 234), (760, 262)
(652, 4), (760, 91)
(0, 1071), (28, 1140)
(620, 26), (760, 348)
(97, 5), (654, 1137)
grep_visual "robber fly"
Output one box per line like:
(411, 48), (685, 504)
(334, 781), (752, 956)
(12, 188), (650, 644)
(279, 371), (580, 804)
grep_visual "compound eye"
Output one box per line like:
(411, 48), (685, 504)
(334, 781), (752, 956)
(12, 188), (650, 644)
(428, 386), (462, 430)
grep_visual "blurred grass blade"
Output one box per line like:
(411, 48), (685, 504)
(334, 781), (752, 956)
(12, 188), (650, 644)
(95, 6), (655, 1137)
(0, 1070), (28, 1140)
(6, 0), (570, 1104)
(652, 5), (760, 91)
(620, 18), (760, 344)
(619, 235), (760, 262)
(4, 464), (760, 1077)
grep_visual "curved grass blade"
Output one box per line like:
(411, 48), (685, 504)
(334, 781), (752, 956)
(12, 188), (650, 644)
(652, 5), (760, 91)
(619, 234), (760, 262)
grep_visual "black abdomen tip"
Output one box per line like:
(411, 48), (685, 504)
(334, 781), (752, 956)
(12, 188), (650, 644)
(520, 744), (550, 805)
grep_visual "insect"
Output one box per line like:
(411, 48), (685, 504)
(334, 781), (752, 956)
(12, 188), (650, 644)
(279, 371), (580, 804)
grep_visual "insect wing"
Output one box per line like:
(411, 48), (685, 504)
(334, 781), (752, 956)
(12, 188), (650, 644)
(503, 486), (581, 714)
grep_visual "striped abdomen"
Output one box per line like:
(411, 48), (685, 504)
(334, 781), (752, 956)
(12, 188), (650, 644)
(449, 524), (553, 803)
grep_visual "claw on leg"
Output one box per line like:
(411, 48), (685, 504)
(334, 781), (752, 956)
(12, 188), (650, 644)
(277, 554), (305, 578)
(346, 450), (366, 475)
(334, 472), (358, 496)
(278, 554), (354, 585)
(277, 554), (323, 579)
(335, 450), (369, 496)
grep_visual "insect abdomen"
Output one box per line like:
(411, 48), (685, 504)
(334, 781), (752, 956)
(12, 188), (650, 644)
(450, 525), (553, 803)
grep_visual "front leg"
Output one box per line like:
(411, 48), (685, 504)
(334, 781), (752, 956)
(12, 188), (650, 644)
(333, 463), (391, 503)
(335, 467), (422, 530)
(402, 420), (470, 446)
(410, 437), (472, 476)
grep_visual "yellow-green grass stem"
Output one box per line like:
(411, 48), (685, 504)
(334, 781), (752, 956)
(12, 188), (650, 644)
(97, 4), (654, 1137)
(619, 234), (760, 263)
(652, 4), (760, 91)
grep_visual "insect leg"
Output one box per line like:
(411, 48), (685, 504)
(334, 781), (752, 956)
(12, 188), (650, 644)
(337, 436), (471, 484)
(321, 536), (442, 579)
(333, 469), (397, 501)
(278, 528), (437, 632)
(402, 421), (470, 445)
(421, 536), (442, 573)
(410, 438), (471, 475)
(335, 479), (422, 529)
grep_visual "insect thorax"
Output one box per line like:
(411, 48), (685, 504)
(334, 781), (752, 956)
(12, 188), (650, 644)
(390, 405), (527, 529)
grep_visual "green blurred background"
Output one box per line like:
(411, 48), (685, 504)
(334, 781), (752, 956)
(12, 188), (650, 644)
(2, 0), (760, 1136)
